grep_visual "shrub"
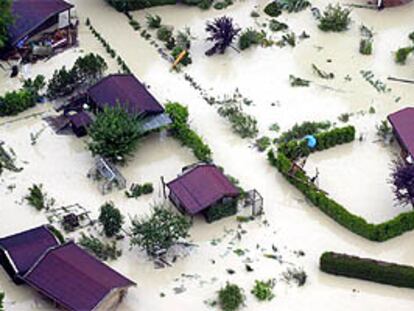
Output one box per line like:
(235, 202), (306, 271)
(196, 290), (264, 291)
(359, 38), (373, 55)
(376, 120), (393, 143)
(99, 202), (124, 237)
(269, 19), (288, 32)
(25, 184), (54, 211)
(203, 198), (238, 223)
(264, 2), (282, 17)
(0, 291), (4, 311)
(0, 89), (36, 117)
(79, 233), (122, 261)
(218, 283), (245, 311)
(289, 75), (310, 87)
(276, 0), (310, 13)
(320, 252), (414, 288)
(157, 25), (173, 42)
(395, 46), (414, 65)
(146, 14), (162, 28)
(88, 106), (142, 164)
(217, 101), (258, 138)
(129, 19), (141, 30)
(390, 160), (414, 207)
(47, 225), (65, 244)
(256, 136), (271, 152)
(283, 268), (307, 286)
(171, 47), (192, 67)
(318, 4), (351, 32)
(238, 28), (265, 50)
(130, 205), (192, 256)
(251, 279), (275, 301)
(166, 102), (212, 162)
(0, 0), (13, 49)
(125, 182), (154, 198)
(277, 120), (331, 143)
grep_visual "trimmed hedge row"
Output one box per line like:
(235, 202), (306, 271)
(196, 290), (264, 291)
(106, 0), (207, 11)
(267, 150), (414, 241)
(278, 126), (355, 160)
(320, 252), (414, 288)
(165, 102), (212, 162)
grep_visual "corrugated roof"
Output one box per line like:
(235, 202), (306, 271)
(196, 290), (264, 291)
(24, 242), (135, 311)
(388, 107), (414, 158)
(87, 74), (164, 117)
(9, 0), (74, 46)
(0, 225), (59, 277)
(167, 164), (240, 215)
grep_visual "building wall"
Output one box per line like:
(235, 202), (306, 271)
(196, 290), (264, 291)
(94, 288), (129, 311)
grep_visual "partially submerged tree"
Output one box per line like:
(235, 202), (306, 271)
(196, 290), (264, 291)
(390, 160), (414, 207)
(130, 205), (192, 256)
(0, 0), (13, 49)
(318, 4), (351, 32)
(99, 202), (124, 237)
(205, 16), (240, 56)
(88, 106), (142, 164)
(0, 291), (4, 311)
(218, 283), (245, 311)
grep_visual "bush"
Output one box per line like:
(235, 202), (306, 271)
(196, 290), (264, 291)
(203, 198), (238, 223)
(0, 89), (36, 117)
(166, 102), (212, 162)
(269, 19), (288, 32)
(146, 14), (162, 29)
(395, 47), (414, 65)
(359, 38), (373, 55)
(79, 233), (122, 261)
(277, 120), (331, 143)
(318, 4), (351, 32)
(25, 184), (54, 211)
(47, 225), (65, 244)
(88, 106), (142, 164)
(251, 279), (275, 301)
(218, 283), (245, 311)
(157, 25), (173, 42)
(0, 291), (4, 311)
(125, 182), (154, 198)
(106, 0), (177, 11)
(256, 136), (271, 152)
(276, 0), (310, 13)
(171, 47), (192, 67)
(238, 28), (265, 50)
(99, 202), (124, 237)
(217, 101), (258, 139)
(130, 205), (192, 256)
(320, 252), (414, 288)
(267, 150), (414, 241)
(278, 126), (356, 160)
(264, 2), (282, 17)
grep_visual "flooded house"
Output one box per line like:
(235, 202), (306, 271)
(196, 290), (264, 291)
(0, 227), (135, 311)
(167, 164), (241, 223)
(2, 0), (78, 63)
(388, 107), (414, 163)
(85, 74), (172, 133)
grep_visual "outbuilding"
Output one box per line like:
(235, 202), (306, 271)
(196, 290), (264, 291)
(388, 107), (414, 163)
(167, 164), (241, 223)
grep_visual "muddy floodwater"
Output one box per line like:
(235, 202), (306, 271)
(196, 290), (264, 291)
(1, 0), (414, 310)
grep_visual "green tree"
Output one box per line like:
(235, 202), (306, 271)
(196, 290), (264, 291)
(218, 283), (245, 311)
(0, 0), (13, 49)
(99, 202), (124, 237)
(88, 106), (142, 164)
(130, 205), (192, 256)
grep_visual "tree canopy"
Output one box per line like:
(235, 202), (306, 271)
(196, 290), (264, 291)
(88, 105), (142, 164)
(390, 160), (414, 207)
(99, 202), (124, 237)
(130, 205), (192, 256)
(0, 0), (13, 50)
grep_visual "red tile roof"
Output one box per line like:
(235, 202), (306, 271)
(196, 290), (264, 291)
(388, 107), (414, 158)
(167, 164), (240, 215)
(87, 74), (164, 117)
(0, 225), (59, 277)
(24, 242), (135, 311)
(9, 0), (74, 46)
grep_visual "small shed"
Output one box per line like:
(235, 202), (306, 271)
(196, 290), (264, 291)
(67, 111), (93, 137)
(0, 225), (60, 284)
(5, 0), (75, 53)
(388, 107), (414, 163)
(23, 242), (136, 311)
(167, 164), (240, 223)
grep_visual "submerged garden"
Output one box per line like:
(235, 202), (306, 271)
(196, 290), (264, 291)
(1, 0), (414, 310)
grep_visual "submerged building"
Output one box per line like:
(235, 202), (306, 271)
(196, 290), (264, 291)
(0, 226), (135, 311)
(167, 164), (240, 223)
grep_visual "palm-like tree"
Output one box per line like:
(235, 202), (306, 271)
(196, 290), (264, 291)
(205, 16), (240, 56)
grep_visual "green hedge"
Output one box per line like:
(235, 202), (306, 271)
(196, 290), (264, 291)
(166, 102), (212, 162)
(278, 126), (355, 160)
(203, 198), (238, 223)
(267, 150), (414, 241)
(320, 252), (414, 288)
